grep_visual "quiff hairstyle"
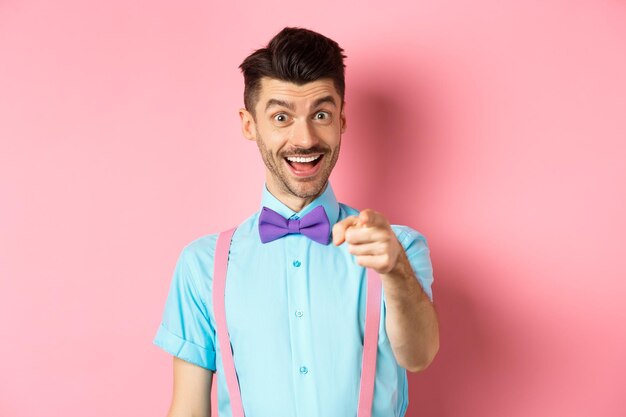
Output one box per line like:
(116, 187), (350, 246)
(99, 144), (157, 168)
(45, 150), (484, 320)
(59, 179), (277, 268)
(239, 27), (347, 116)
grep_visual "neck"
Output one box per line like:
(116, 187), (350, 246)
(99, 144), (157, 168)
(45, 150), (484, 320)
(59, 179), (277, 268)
(267, 182), (328, 213)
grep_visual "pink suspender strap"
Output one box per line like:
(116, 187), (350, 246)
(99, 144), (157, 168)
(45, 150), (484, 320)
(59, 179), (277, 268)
(213, 228), (382, 417)
(213, 228), (244, 417)
(357, 268), (382, 417)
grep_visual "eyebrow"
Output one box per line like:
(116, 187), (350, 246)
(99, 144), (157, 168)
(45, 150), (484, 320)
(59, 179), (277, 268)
(312, 95), (337, 109)
(264, 95), (338, 112)
(265, 99), (295, 112)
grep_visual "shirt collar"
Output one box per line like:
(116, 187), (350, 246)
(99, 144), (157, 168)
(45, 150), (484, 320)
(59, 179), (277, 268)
(259, 181), (341, 225)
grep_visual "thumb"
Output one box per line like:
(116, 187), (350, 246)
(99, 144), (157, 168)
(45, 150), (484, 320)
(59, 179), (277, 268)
(332, 215), (358, 245)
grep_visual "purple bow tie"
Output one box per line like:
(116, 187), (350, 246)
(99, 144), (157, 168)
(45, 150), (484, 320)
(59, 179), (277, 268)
(258, 205), (331, 245)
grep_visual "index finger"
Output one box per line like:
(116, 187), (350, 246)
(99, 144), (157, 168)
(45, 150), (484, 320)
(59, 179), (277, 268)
(357, 209), (385, 228)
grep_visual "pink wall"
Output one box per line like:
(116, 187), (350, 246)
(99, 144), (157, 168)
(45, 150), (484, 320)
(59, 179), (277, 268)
(1, 1), (625, 416)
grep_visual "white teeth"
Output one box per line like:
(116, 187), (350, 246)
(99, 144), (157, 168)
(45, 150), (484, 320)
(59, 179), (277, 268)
(286, 155), (321, 163)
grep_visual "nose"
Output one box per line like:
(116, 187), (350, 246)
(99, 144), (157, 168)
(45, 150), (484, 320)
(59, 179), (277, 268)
(289, 119), (319, 149)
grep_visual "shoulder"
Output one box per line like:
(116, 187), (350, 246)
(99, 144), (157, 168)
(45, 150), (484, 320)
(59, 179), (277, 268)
(182, 233), (219, 260)
(173, 233), (219, 284)
(177, 211), (259, 274)
(390, 224), (429, 252)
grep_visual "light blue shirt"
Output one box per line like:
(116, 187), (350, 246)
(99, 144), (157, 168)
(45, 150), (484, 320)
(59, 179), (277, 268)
(153, 182), (434, 417)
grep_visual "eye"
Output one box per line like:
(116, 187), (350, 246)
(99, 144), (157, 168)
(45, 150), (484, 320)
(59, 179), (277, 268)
(273, 113), (289, 123)
(314, 111), (330, 120)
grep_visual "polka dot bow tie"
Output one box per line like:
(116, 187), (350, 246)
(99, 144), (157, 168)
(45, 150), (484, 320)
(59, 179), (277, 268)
(258, 205), (331, 245)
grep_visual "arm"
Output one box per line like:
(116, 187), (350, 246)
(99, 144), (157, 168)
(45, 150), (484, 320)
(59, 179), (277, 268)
(332, 209), (440, 372)
(379, 245), (439, 372)
(167, 357), (213, 417)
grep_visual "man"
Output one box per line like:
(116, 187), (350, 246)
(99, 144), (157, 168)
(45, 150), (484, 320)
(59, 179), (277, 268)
(153, 27), (439, 417)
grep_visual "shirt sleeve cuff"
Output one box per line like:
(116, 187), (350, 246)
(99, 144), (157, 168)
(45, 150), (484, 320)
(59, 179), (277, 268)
(152, 323), (217, 371)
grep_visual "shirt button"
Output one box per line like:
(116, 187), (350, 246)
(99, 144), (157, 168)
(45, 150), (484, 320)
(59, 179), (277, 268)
(295, 310), (304, 318)
(292, 260), (301, 268)
(299, 366), (308, 375)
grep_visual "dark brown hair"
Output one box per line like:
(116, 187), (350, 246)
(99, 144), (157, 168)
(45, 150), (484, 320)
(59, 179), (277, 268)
(239, 27), (347, 115)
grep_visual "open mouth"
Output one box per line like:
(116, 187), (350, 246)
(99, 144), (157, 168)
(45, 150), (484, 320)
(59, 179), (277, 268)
(284, 154), (324, 177)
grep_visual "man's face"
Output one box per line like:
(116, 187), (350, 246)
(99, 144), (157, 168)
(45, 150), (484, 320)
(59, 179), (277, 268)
(240, 77), (346, 205)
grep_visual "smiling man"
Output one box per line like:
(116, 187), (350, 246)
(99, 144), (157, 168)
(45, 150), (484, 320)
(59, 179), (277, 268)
(153, 27), (439, 417)
(241, 77), (342, 210)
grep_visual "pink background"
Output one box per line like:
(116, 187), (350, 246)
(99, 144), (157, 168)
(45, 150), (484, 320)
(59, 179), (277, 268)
(1, 1), (625, 416)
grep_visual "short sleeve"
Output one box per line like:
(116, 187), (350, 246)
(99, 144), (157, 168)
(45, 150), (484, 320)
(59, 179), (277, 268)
(153, 246), (217, 371)
(391, 225), (435, 301)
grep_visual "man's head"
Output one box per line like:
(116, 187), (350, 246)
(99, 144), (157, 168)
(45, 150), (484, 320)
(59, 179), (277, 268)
(238, 27), (348, 210)
(239, 27), (347, 116)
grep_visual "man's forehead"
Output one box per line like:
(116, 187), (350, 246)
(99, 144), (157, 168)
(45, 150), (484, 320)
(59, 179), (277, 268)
(257, 77), (340, 107)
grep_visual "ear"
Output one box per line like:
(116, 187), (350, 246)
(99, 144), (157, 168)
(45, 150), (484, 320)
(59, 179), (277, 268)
(340, 103), (347, 134)
(239, 108), (257, 141)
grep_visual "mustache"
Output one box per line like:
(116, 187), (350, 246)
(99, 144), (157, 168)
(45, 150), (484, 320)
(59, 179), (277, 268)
(281, 147), (329, 157)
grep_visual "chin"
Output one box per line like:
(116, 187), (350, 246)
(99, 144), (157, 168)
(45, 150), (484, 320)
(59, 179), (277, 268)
(286, 178), (328, 199)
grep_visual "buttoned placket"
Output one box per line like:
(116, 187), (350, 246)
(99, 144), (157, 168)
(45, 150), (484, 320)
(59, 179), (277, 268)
(284, 213), (320, 417)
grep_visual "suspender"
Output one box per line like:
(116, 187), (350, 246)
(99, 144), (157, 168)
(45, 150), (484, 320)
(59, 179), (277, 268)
(212, 227), (382, 417)
(213, 228), (245, 417)
(357, 264), (383, 417)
